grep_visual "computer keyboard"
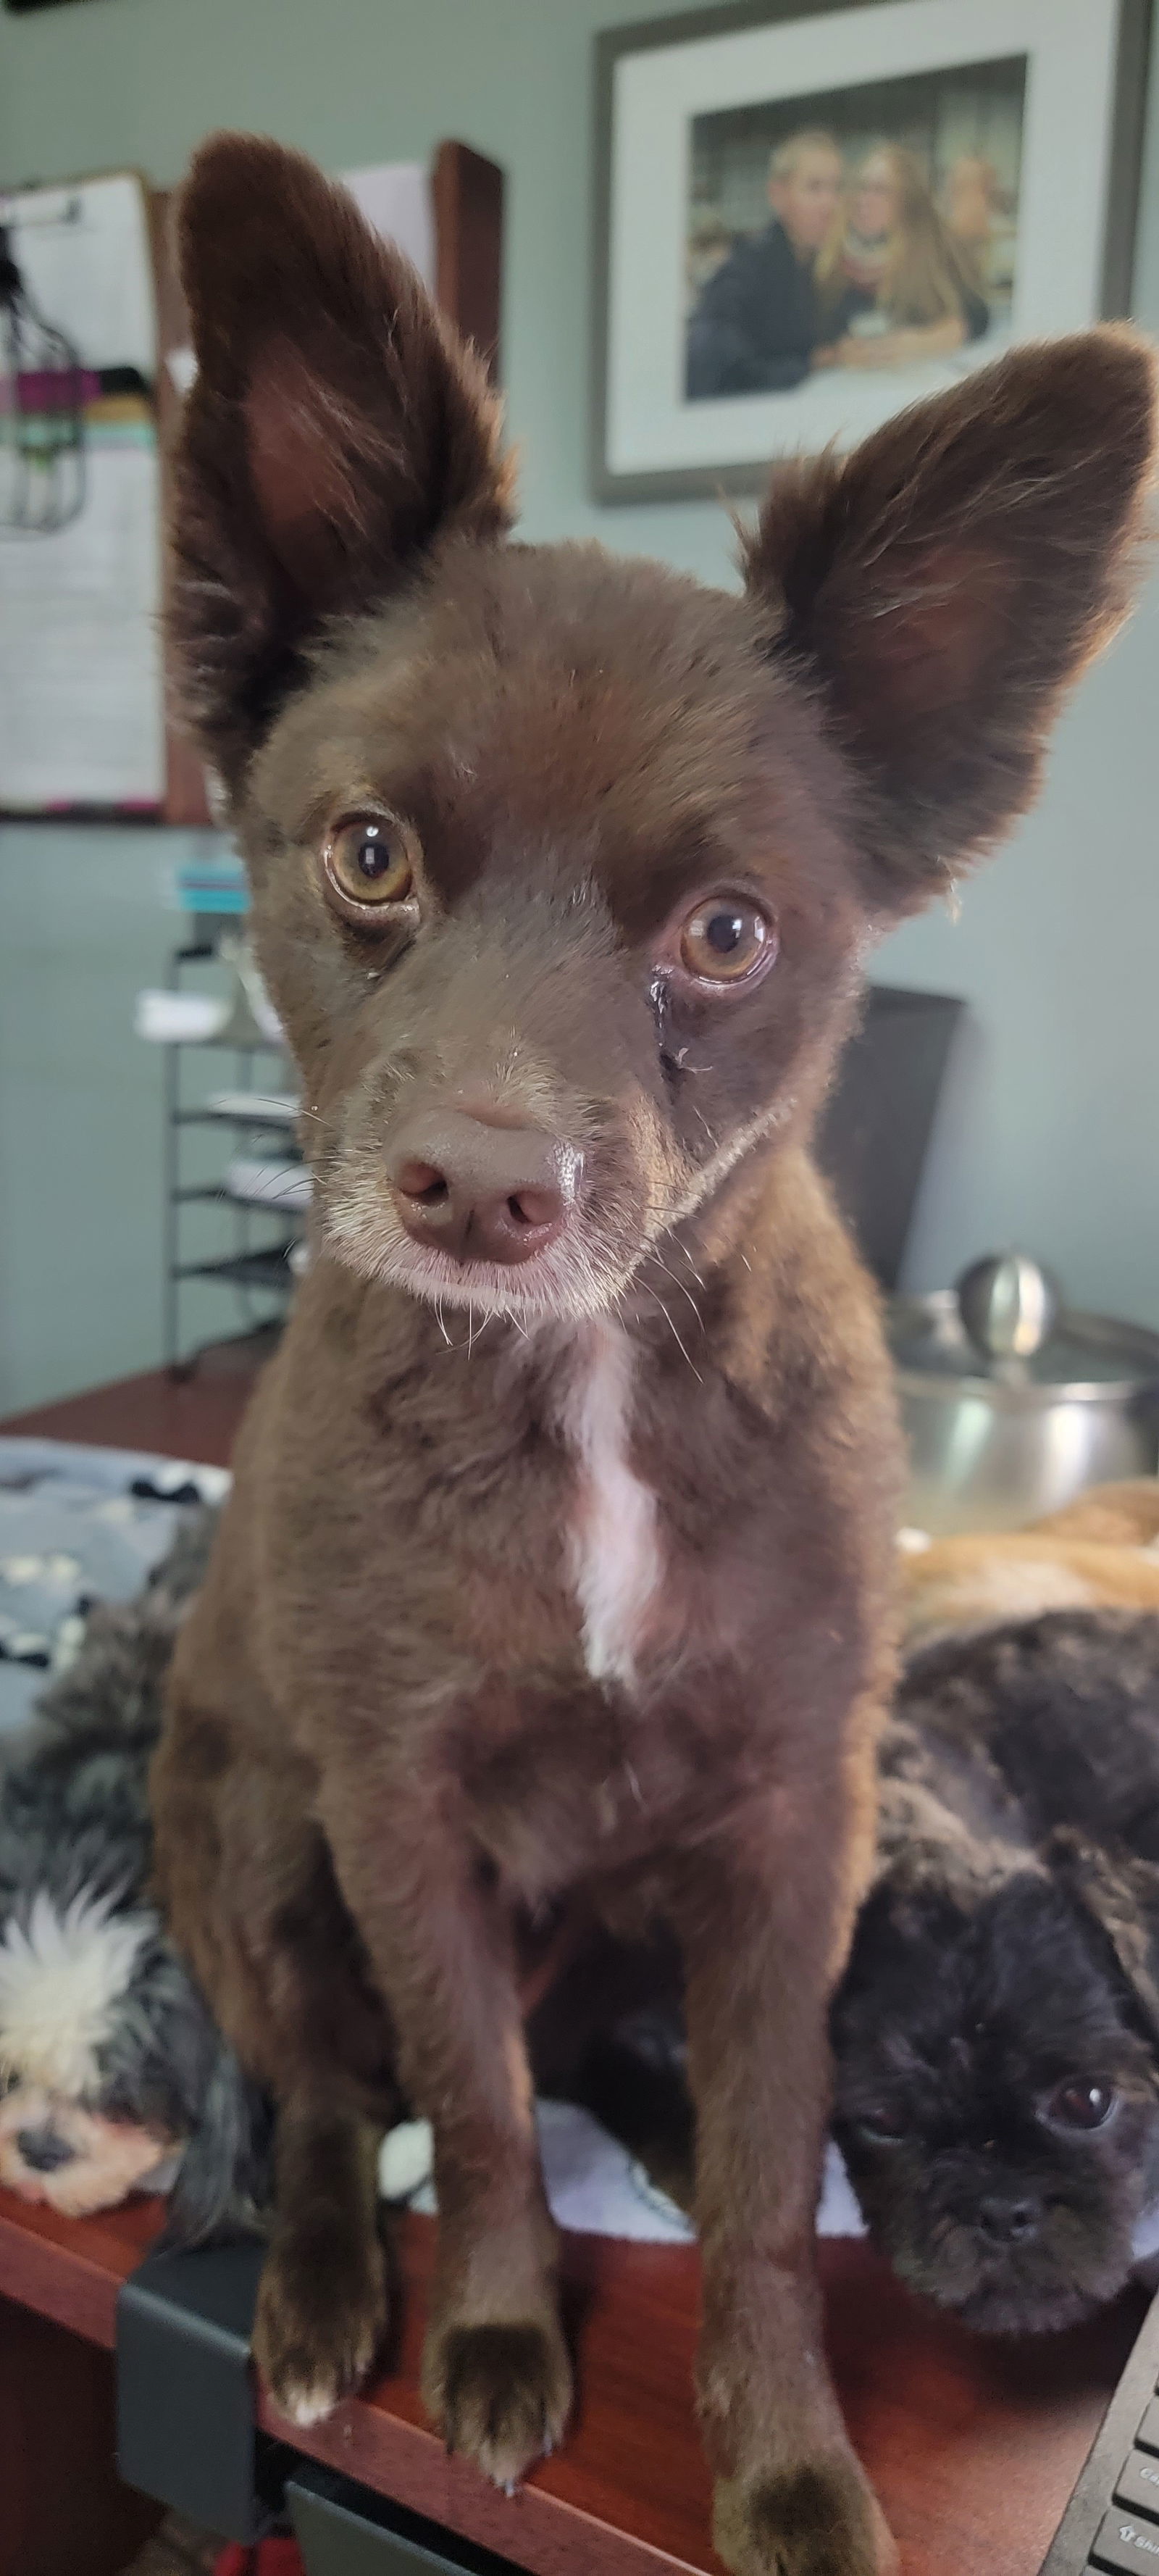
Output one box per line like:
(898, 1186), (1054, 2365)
(1042, 2286), (1159, 2570)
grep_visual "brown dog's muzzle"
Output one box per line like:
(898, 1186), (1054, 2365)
(388, 1109), (583, 1269)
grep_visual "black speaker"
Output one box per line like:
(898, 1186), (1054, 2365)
(816, 984), (963, 1292)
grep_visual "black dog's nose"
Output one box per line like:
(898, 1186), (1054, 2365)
(976, 2191), (1039, 2245)
(17, 2125), (76, 2173)
(388, 1111), (580, 1268)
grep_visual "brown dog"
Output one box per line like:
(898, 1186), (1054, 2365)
(151, 132), (1155, 2576)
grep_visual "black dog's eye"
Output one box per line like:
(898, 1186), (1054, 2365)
(854, 2112), (909, 2148)
(1043, 2079), (1118, 2133)
(322, 813), (418, 922)
(678, 894), (777, 987)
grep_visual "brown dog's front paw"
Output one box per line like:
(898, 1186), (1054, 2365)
(254, 2228), (388, 2428)
(423, 2317), (573, 2488)
(714, 2455), (898, 2576)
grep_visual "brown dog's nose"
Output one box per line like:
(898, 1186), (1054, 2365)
(388, 1112), (579, 1267)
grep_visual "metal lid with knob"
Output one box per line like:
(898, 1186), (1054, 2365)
(955, 1254), (1061, 1363)
(887, 1255), (1159, 1400)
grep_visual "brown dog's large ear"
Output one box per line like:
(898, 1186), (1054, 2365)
(1051, 1828), (1159, 2044)
(169, 133), (514, 791)
(742, 331), (1156, 913)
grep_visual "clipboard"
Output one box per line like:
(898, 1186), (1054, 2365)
(0, 170), (164, 813)
(1, 146), (503, 822)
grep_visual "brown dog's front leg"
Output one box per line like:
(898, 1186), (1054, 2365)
(253, 2091), (388, 2428)
(322, 1786), (572, 2488)
(677, 1817), (898, 2576)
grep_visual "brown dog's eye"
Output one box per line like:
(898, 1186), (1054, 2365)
(679, 896), (777, 985)
(322, 815), (417, 918)
(1044, 2079), (1118, 2133)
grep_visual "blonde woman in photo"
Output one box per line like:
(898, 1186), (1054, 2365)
(816, 140), (989, 370)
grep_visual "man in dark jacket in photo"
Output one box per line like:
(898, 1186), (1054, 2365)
(686, 128), (842, 399)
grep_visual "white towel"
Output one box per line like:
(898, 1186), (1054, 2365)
(380, 2102), (866, 2246)
(379, 2104), (1159, 2269)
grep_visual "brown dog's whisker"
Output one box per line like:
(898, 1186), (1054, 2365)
(675, 1245), (708, 1291)
(656, 1301), (703, 1385)
(650, 1254), (706, 1333)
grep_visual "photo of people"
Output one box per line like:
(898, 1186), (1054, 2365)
(685, 57), (1024, 401)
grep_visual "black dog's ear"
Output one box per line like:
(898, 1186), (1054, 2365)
(1052, 1829), (1159, 2043)
(872, 1776), (960, 1882)
(170, 132), (514, 791)
(742, 331), (1156, 914)
(162, 2041), (273, 2247)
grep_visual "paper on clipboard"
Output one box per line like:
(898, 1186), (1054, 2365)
(342, 162), (435, 284)
(0, 172), (156, 377)
(0, 432), (164, 811)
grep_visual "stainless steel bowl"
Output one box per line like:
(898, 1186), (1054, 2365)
(887, 1271), (1159, 1534)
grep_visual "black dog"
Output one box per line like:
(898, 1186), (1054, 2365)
(831, 1608), (1159, 2332)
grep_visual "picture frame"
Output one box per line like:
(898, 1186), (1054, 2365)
(593, 0), (1152, 502)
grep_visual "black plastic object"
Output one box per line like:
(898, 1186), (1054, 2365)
(288, 2461), (522, 2576)
(1038, 2280), (1159, 2569)
(816, 984), (963, 1291)
(116, 2237), (285, 2542)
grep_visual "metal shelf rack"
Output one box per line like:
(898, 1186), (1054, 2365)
(161, 941), (304, 1376)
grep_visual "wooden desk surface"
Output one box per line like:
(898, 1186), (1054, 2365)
(1, 1342), (262, 1468)
(0, 1355), (1142, 2573)
(0, 2186), (1141, 2576)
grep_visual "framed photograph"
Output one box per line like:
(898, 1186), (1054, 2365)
(593, 0), (1151, 501)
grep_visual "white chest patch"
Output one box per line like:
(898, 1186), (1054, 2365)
(0, 1888), (151, 2096)
(561, 1323), (663, 1688)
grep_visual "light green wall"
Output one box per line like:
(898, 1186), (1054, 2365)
(0, 0), (733, 578)
(0, 827), (189, 1412)
(0, 825), (291, 1412)
(1, 0), (1158, 1412)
